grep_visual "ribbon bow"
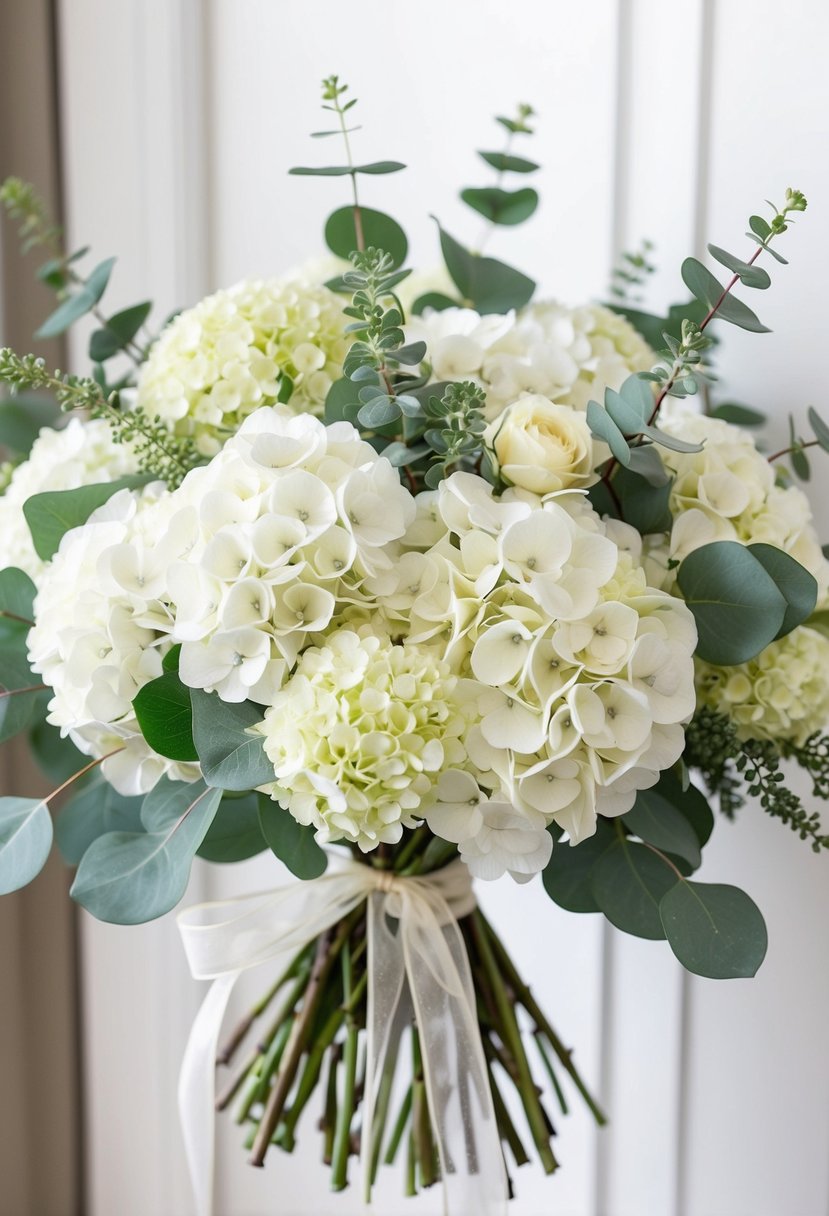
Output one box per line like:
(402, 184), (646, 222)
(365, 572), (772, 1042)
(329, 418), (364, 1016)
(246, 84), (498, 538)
(177, 857), (508, 1215)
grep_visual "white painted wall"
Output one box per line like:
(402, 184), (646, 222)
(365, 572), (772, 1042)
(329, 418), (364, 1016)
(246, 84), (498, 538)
(54, 1), (829, 1213)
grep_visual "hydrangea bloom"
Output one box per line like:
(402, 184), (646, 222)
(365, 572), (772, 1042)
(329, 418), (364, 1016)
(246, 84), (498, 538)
(258, 629), (473, 851)
(695, 625), (829, 746)
(658, 407), (829, 597)
(136, 277), (350, 456)
(0, 418), (139, 580)
(379, 473), (698, 871)
(407, 301), (654, 421)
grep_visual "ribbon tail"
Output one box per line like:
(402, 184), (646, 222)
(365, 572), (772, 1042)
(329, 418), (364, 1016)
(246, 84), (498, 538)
(178, 971), (238, 1216)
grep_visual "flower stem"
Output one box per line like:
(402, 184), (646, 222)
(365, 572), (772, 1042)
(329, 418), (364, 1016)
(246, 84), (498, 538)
(330, 939), (359, 1190)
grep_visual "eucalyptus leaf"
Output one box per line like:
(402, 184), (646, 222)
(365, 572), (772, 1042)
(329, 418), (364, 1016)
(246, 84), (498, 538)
(590, 837), (679, 939)
(35, 257), (116, 339)
(23, 475), (153, 562)
(70, 782), (221, 924)
(257, 794), (327, 879)
(681, 257), (770, 332)
(55, 774), (144, 865)
(29, 720), (86, 783)
(747, 543), (817, 639)
(623, 793), (702, 870)
(0, 393), (60, 454)
(460, 186), (538, 226)
(710, 402), (766, 427)
(586, 401), (631, 465)
(197, 794), (267, 863)
(808, 406), (829, 452)
(660, 881), (767, 979)
(190, 689), (275, 791)
(676, 541), (787, 664)
(436, 223), (534, 314)
(0, 566), (36, 622)
(325, 206), (408, 268)
(707, 244), (771, 289)
(478, 151), (539, 174)
(541, 818), (616, 913)
(0, 795), (54, 895)
(411, 292), (459, 315)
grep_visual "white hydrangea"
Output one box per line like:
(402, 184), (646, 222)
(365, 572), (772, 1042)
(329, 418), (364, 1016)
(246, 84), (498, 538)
(695, 625), (829, 746)
(27, 486), (198, 795)
(658, 407), (829, 599)
(381, 472), (697, 874)
(136, 277), (350, 456)
(407, 301), (654, 421)
(0, 418), (139, 581)
(258, 629), (474, 851)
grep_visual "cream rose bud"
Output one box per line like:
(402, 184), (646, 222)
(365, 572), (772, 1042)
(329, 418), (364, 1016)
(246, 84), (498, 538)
(484, 395), (595, 494)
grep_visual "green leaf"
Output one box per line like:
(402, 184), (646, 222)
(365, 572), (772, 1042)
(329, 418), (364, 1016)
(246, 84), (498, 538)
(23, 475), (152, 562)
(35, 257), (116, 339)
(541, 818), (616, 913)
(623, 791), (702, 871)
(707, 244), (771, 289)
(0, 795), (53, 895)
(162, 643), (182, 673)
(0, 393), (60, 454)
(747, 543), (818, 639)
(257, 794), (327, 879)
(749, 215), (772, 240)
(357, 397), (401, 429)
(460, 186), (538, 226)
(29, 720), (86, 783)
(478, 151), (539, 174)
(190, 689), (275, 791)
(88, 301), (151, 362)
(352, 161), (406, 175)
(436, 223), (535, 314)
(590, 837), (679, 939)
(676, 541), (787, 664)
(586, 400), (631, 465)
(808, 406), (829, 453)
(603, 387), (648, 436)
(639, 424), (704, 454)
(681, 257), (770, 332)
(589, 464), (672, 533)
(324, 376), (361, 424)
(0, 566), (36, 622)
(0, 627), (41, 743)
(70, 781), (221, 924)
(324, 206), (408, 268)
(411, 292), (459, 315)
(624, 443), (671, 487)
(197, 793), (267, 863)
(710, 402), (766, 427)
(659, 882), (767, 978)
(55, 773), (144, 865)
(132, 671), (198, 762)
(289, 161), (405, 176)
(647, 770), (714, 848)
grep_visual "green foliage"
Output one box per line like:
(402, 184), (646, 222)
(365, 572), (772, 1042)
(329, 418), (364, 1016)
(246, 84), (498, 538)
(0, 566), (36, 622)
(542, 819), (615, 913)
(257, 794), (327, 879)
(423, 381), (487, 487)
(23, 474), (153, 561)
(677, 541), (791, 664)
(435, 222), (535, 314)
(0, 795), (53, 894)
(590, 837), (679, 939)
(29, 720), (86, 783)
(681, 257), (769, 333)
(55, 773), (144, 865)
(660, 882), (767, 978)
(710, 401), (766, 427)
(747, 543), (817, 638)
(0, 392), (60, 455)
(88, 301), (151, 363)
(325, 206), (407, 268)
(771, 405), (829, 481)
(460, 187), (538, 226)
(0, 349), (199, 488)
(623, 784), (703, 871)
(197, 793), (267, 863)
(132, 670), (198, 762)
(0, 177), (61, 254)
(70, 779), (221, 923)
(0, 608), (42, 744)
(609, 239), (656, 304)
(36, 257), (116, 340)
(190, 689), (275, 791)
(589, 462), (673, 533)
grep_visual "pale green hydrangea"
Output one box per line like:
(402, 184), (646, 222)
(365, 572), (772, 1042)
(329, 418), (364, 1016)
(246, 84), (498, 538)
(136, 277), (349, 455)
(695, 625), (829, 746)
(258, 628), (473, 851)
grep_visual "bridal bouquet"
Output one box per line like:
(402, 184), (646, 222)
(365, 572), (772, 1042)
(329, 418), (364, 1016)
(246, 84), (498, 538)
(1, 77), (828, 1212)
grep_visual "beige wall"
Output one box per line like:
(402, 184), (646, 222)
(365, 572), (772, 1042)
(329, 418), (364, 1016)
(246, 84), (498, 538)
(0, 2), (82, 1213)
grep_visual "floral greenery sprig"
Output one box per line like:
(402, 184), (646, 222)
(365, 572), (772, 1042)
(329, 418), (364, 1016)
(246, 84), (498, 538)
(684, 709), (829, 851)
(590, 190), (807, 517)
(0, 348), (198, 487)
(422, 381), (488, 488)
(609, 238), (656, 304)
(290, 77), (408, 270)
(462, 103), (540, 249)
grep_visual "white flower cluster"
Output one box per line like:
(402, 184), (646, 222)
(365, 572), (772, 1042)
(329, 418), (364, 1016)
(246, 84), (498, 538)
(136, 277), (349, 456)
(379, 473), (698, 879)
(258, 629), (473, 851)
(407, 301), (654, 421)
(658, 407), (829, 597)
(29, 408), (416, 796)
(28, 486), (198, 795)
(0, 418), (139, 581)
(695, 624), (829, 747)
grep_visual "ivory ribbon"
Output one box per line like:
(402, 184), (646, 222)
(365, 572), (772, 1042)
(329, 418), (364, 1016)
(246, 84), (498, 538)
(177, 857), (508, 1215)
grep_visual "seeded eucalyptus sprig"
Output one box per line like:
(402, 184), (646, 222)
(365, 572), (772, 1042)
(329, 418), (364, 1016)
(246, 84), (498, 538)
(290, 77), (409, 271)
(0, 348), (198, 487)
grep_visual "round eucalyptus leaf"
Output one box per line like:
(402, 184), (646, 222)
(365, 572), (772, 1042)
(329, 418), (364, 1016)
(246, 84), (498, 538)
(257, 795), (327, 880)
(324, 206), (408, 268)
(660, 882), (768, 979)
(0, 796), (53, 895)
(590, 838), (679, 940)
